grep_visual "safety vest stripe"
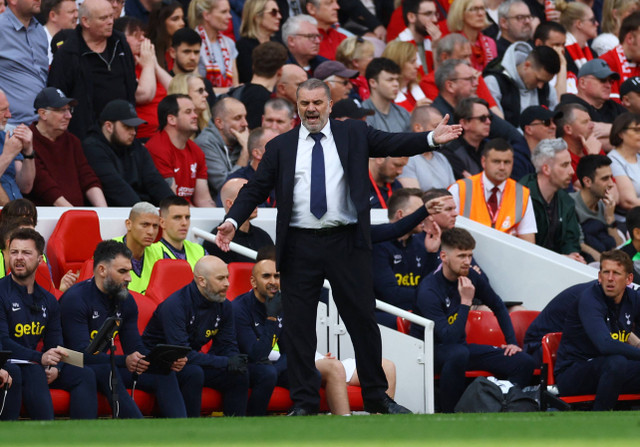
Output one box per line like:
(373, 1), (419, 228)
(515, 183), (524, 225)
(461, 177), (473, 218)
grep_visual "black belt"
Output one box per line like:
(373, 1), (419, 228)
(290, 224), (356, 236)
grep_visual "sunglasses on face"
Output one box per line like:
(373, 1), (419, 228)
(262, 8), (281, 17)
(468, 114), (491, 122)
(529, 119), (552, 127)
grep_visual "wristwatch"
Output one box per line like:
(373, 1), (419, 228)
(22, 152), (35, 159)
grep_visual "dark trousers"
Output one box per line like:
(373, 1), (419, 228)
(3, 363), (98, 420)
(247, 360), (289, 416)
(121, 369), (187, 418)
(435, 343), (536, 413)
(556, 355), (640, 411)
(281, 226), (388, 412)
(177, 364), (249, 417)
(87, 364), (143, 419)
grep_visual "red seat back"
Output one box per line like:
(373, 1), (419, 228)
(34, 261), (61, 299)
(46, 210), (102, 286)
(131, 290), (158, 334)
(510, 310), (541, 348)
(465, 310), (506, 346)
(226, 262), (254, 301)
(542, 332), (562, 386)
(78, 258), (95, 281)
(145, 259), (193, 305)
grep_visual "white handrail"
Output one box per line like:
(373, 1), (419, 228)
(192, 226), (435, 413)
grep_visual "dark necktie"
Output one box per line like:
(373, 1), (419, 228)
(487, 186), (499, 220)
(310, 132), (327, 219)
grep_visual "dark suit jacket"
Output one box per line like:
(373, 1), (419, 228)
(226, 119), (431, 267)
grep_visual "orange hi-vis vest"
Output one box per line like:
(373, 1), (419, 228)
(455, 173), (530, 233)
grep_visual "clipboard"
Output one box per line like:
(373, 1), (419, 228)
(144, 345), (190, 375)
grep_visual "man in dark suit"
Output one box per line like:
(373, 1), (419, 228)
(215, 78), (462, 415)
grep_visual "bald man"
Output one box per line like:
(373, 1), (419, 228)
(142, 256), (250, 417)
(204, 178), (274, 263)
(275, 64), (308, 107)
(48, 0), (137, 139)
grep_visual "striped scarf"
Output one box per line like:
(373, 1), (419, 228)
(565, 32), (594, 70)
(196, 25), (233, 88)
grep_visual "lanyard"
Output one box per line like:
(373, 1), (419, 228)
(369, 171), (392, 209)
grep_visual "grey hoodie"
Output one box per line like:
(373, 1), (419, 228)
(195, 121), (244, 197)
(484, 41), (558, 115)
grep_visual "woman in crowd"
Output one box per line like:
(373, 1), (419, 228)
(609, 113), (640, 212)
(557, 0), (598, 77)
(189, 0), (238, 92)
(592, 0), (640, 56)
(381, 40), (430, 112)
(236, 0), (282, 84)
(335, 36), (375, 101)
(446, 0), (497, 71)
(168, 73), (211, 135)
(147, 1), (186, 71)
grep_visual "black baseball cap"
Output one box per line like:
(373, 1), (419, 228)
(99, 100), (146, 127)
(519, 106), (562, 129)
(620, 77), (640, 97)
(330, 99), (374, 120)
(33, 87), (78, 110)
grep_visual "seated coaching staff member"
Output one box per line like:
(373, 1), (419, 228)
(215, 78), (463, 415)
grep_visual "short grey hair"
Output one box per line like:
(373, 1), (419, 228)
(435, 59), (467, 91)
(297, 78), (330, 101)
(498, 0), (526, 20)
(434, 33), (469, 64)
(282, 15), (318, 46)
(264, 97), (294, 120)
(129, 202), (159, 220)
(531, 138), (568, 173)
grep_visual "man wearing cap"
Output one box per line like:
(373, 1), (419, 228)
(82, 99), (174, 207)
(559, 59), (627, 151)
(620, 77), (640, 114)
(236, 42), (289, 130)
(330, 99), (375, 121)
(0, 89), (36, 205)
(48, 0), (137, 140)
(520, 105), (560, 159)
(29, 87), (107, 207)
(448, 137), (537, 242)
(363, 58), (411, 133)
(315, 60), (359, 104)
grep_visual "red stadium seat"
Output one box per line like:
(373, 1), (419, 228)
(145, 259), (193, 305)
(131, 290), (157, 334)
(226, 262), (254, 301)
(396, 315), (411, 334)
(510, 310), (540, 348)
(46, 210), (102, 286)
(34, 260), (61, 299)
(465, 310), (506, 346)
(78, 258), (94, 281)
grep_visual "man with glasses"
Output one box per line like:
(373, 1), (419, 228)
(520, 105), (561, 157)
(484, 43), (560, 128)
(28, 87), (107, 207)
(441, 97), (492, 179)
(560, 59), (626, 150)
(282, 15), (328, 77)
(363, 57), (411, 132)
(314, 60), (358, 103)
(496, 0), (535, 56)
(397, 0), (442, 75)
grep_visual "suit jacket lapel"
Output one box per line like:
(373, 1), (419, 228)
(281, 127), (300, 208)
(330, 120), (349, 177)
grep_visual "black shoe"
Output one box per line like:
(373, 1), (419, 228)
(286, 407), (316, 416)
(363, 395), (412, 414)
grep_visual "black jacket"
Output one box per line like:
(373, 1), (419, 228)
(48, 26), (137, 140)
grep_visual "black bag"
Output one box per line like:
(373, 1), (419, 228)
(454, 377), (539, 413)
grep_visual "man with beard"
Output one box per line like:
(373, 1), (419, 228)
(142, 256), (250, 417)
(59, 240), (188, 418)
(0, 228), (96, 420)
(496, 0), (535, 56)
(82, 99), (174, 206)
(410, 228), (535, 412)
(397, 0), (442, 75)
(519, 138), (584, 262)
(214, 78), (463, 415)
(195, 97), (250, 198)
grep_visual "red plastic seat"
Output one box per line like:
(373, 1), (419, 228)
(78, 258), (95, 281)
(34, 261), (62, 299)
(510, 310), (540, 348)
(465, 310), (506, 346)
(226, 262), (254, 301)
(46, 210), (102, 286)
(145, 259), (193, 305)
(131, 290), (158, 334)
